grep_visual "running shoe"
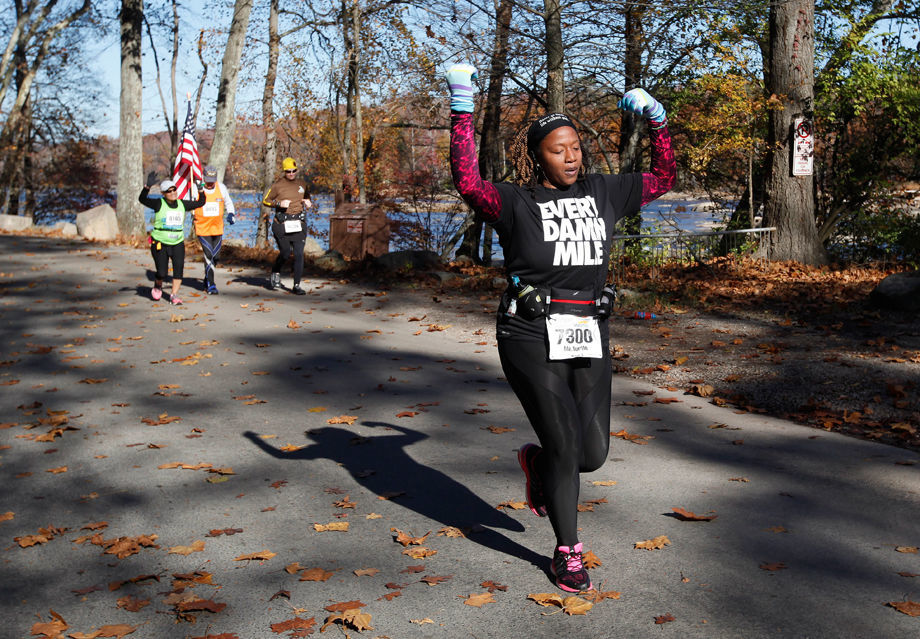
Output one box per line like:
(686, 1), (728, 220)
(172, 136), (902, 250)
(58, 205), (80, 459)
(551, 542), (592, 593)
(518, 443), (547, 517)
(291, 285), (306, 295)
(170, 295), (183, 306)
(269, 272), (281, 290)
(151, 287), (162, 301)
(207, 284), (219, 295)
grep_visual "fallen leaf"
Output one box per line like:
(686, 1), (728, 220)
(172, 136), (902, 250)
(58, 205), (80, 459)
(461, 592), (496, 607)
(314, 522), (349, 532)
(634, 535), (671, 550)
(327, 415), (358, 425)
(402, 547), (437, 559)
(320, 609), (373, 632)
(168, 540), (205, 555)
(354, 568), (379, 577)
(895, 546), (919, 554)
(655, 613), (676, 624)
(270, 616), (316, 633)
(420, 574), (453, 586)
(410, 618), (434, 625)
(299, 567), (335, 582)
(234, 550), (276, 561)
(116, 595), (150, 612)
(759, 562), (787, 571)
(391, 527), (430, 546)
(887, 601), (920, 617)
(671, 507), (718, 521)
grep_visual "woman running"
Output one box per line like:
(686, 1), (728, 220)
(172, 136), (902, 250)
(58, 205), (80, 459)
(446, 63), (675, 592)
(139, 172), (206, 305)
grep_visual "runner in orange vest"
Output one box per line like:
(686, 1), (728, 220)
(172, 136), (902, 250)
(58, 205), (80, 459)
(194, 166), (236, 294)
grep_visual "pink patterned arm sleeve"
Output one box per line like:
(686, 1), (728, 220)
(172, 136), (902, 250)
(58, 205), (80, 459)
(450, 113), (502, 222)
(641, 124), (676, 206)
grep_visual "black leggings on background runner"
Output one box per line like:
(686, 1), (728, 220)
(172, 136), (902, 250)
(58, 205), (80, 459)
(151, 242), (185, 280)
(271, 223), (305, 286)
(198, 235), (222, 286)
(498, 339), (611, 546)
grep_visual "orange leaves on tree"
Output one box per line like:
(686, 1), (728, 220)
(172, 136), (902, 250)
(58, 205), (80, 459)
(635, 535), (671, 551)
(671, 507), (718, 521)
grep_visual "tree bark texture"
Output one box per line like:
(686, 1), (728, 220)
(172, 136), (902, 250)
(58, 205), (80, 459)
(209, 0), (253, 182)
(116, 0), (145, 237)
(257, 0), (280, 248)
(458, 0), (512, 262)
(761, 0), (826, 264)
(351, 2), (366, 204)
(618, 1), (645, 236)
(543, 0), (564, 112)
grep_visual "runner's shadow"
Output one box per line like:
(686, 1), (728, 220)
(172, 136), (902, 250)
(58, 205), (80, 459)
(243, 421), (546, 568)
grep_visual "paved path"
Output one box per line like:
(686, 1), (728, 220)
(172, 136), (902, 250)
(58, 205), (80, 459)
(1, 234), (918, 639)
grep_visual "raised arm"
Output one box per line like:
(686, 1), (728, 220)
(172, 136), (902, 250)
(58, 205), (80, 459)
(618, 88), (676, 205)
(450, 113), (502, 222)
(446, 64), (502, 223)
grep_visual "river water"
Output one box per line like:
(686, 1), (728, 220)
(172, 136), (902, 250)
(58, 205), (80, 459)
(149, 191), (735, 261)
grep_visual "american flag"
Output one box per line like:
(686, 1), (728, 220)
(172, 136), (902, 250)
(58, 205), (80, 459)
(172, 100), (202, 200)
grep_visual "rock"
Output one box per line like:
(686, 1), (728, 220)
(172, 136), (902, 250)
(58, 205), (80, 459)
(303, 237), (324, 257)
(869, 270), (920, 312)
(75, 204), (119, 241)
(314, 250), (348, 272)
(0, 214), (32, 232)
(374, 249), (442, 272)
(452, 255), (475, 267)
(428, 270), (462, 284)
(492, 277), (507, 290)
(51, 221), (78, 237)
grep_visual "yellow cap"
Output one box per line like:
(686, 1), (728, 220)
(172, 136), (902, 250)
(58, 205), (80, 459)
(282, 157), (297, 171)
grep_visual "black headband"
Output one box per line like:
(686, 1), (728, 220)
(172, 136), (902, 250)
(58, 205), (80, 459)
(527, 113), (577, 155)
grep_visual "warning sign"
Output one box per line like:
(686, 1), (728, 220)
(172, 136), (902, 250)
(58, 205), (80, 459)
(792, 116), (814, 176)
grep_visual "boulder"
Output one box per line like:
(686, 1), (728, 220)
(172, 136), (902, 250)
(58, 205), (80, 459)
(51, 221), (78, 237)
(869, 270), (920, 312)
(314, 250), (348, 272)
(303, 237), (324, 258)
(0, 214), (32, 232)
(75, 204), (119, 241)
(374, 249), (442, 272)
(451, 254), (475, 267)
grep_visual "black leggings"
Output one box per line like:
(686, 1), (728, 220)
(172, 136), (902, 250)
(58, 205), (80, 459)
(498, 338), (611, 546)
(272, 223), (305, 285)
(198, 235), (222, 285)
(150, 241), (185, 280)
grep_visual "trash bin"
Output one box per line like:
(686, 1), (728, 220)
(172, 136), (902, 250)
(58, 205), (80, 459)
(329, 203), (390, 259)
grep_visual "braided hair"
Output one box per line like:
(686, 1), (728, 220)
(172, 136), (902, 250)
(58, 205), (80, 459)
(509, 117), (589, 187)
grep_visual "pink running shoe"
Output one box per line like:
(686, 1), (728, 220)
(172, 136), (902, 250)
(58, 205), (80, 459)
(551, 542), (592, 593)
(170, 295), (183, 305)
(517, 443), (547, 517)
(151, 287), (162, 301)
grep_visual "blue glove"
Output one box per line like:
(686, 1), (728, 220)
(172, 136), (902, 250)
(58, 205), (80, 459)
(618, 88), (666, 124)
(445, 63), (477, 113)
(226, 212), (235, 225)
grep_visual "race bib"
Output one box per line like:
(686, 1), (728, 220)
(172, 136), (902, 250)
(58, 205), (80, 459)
(546, 314), (602, 360)
(202, 202), (220, 217)
(283, 219), (303, 233)
(164, 209), (183, 228)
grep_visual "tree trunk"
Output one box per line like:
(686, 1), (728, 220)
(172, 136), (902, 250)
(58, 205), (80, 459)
(761, 0), (826, 264)
(458, 0), (512, 262)
(209, 0), (252, 182)
(116, 0), (145, 238)
(618, 0), (645, 236)
(340, 0), (355, 204)
(257, 0), (280, 248)
(543, 0), (564, 112)
(352, 2), (366, 204)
